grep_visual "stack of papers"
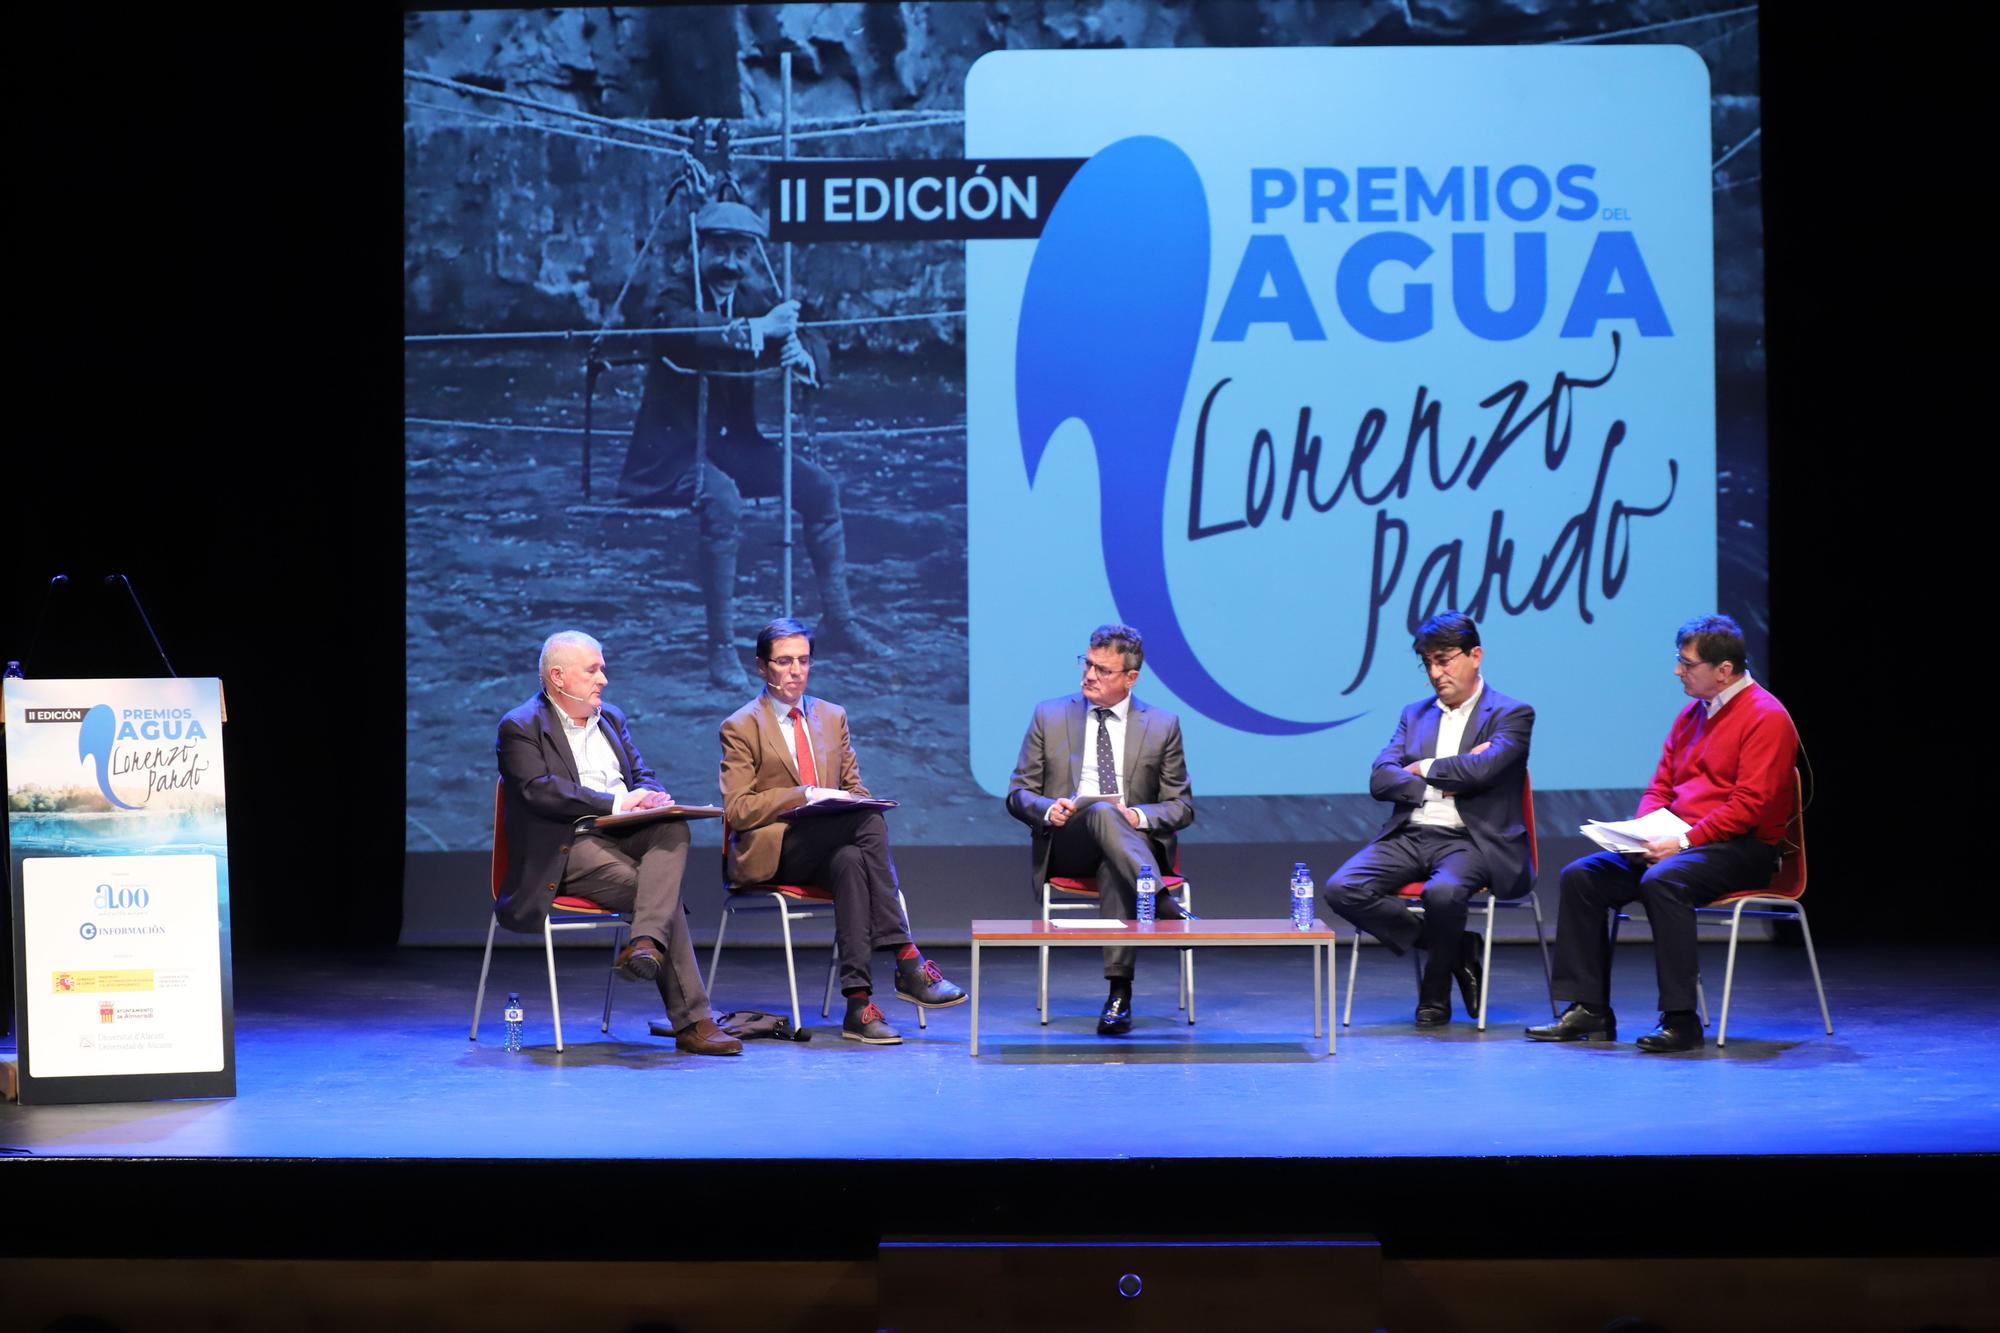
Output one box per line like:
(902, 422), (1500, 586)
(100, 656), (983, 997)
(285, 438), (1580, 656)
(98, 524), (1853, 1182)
(1579, 808), (1691, 854)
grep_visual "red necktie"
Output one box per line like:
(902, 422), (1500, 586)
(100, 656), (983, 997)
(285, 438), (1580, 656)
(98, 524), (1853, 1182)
(791, 707), (818, 786)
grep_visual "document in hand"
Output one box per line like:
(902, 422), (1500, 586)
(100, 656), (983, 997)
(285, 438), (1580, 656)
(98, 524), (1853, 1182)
(1579, 808), (1692, 854)
(779, 796), (899, 821)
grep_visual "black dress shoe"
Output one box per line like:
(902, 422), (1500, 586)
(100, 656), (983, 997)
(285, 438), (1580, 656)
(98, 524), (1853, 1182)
(1454, 931), (1484, 1017)
(1635, 1013), (1702, 1053)
(1525, 1002), (1617, 1042)
(1096, 991), (1134, 1036)
(1415, 1000), (1451, 1027)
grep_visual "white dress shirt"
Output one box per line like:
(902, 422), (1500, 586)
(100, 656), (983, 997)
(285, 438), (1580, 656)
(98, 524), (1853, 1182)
(1055, 694), (1150, 828)
(1705, 672), (1754, 718)
(764, 692), (842, 800)
(555, 705), (634, 811)
(1409, 680), (1485, 831)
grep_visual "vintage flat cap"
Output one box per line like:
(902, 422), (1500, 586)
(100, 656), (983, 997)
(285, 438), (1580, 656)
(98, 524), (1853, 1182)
(694, 199), (769, 239)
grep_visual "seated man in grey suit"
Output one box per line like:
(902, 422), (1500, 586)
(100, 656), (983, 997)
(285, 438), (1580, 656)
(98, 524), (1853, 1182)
(1005, 623), (1196, 1036)
(1324, 610), (1536, 1027)
(494, 630), (741, 1056)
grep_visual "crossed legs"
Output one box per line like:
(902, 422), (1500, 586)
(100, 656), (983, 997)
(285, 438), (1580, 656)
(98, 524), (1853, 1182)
(1325, 825), (1491, 1005)
(563, 818), (711, 1030)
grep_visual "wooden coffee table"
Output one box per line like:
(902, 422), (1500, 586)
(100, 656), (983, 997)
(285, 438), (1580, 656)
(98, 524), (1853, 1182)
(968, 918), (1339, 1056)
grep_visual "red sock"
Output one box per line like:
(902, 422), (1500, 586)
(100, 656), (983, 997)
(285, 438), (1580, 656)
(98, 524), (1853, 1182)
(897, 944), (921, 961)
(843, 987), (871, 1003)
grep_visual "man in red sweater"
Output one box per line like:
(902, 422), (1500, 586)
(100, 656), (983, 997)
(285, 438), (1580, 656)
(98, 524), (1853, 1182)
(1528, 614), (1799, 1052)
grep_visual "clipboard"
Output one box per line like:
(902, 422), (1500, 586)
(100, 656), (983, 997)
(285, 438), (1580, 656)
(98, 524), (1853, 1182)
(581, 803), (726, 832)
(778, 796), (899, 821)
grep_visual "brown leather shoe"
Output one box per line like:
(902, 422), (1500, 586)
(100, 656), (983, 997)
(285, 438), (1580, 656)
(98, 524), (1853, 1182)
(615, 937), (664, 982)
(674, 1018), (744, 1056)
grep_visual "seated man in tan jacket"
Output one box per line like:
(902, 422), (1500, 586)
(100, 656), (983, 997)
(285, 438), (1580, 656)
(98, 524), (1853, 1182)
(718, 617), (964, 1043)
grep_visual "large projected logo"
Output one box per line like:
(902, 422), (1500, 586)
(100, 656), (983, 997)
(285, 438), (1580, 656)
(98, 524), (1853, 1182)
(967, 47), (1716, 794)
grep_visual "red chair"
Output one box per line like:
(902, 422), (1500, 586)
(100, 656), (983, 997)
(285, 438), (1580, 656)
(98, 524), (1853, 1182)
(1685, 769), (1830, 1046)
(1039, 854), (1194, 1025)
(1342, 771), (1553, 1031)
(706, 821), (921, 1032)
(470, 782), (631, 1052)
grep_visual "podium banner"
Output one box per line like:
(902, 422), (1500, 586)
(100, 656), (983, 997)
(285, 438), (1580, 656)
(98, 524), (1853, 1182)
(5, 677), (235, 1104)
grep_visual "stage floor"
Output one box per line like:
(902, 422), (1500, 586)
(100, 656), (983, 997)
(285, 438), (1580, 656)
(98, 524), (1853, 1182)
(4, 940), (1995, 1162)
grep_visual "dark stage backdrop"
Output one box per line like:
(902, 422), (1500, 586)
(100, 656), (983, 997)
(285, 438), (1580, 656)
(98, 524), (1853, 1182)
(0, 5), (1982, 989)
(400, 2), (1771, 943)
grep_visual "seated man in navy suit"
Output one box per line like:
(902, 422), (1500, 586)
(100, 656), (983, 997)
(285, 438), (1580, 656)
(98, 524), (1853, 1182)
(495, 630), (741, 1056)
(1324, 611), (1536, 1027)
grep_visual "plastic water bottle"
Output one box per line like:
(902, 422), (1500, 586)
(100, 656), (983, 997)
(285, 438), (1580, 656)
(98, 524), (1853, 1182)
(1290, 862), (1315, 930)
(1135, 864), (1158, 925)
(503, 991), (524, 1053)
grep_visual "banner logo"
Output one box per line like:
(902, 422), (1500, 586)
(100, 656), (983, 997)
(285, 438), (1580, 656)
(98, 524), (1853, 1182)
(967, 47), (1717, 795)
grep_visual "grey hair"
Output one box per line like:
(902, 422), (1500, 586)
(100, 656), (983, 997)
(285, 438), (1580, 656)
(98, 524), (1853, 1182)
(538, 630), (603, 681)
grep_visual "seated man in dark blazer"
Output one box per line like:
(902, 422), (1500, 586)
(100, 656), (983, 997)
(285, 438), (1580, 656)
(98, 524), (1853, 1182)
(495, 630), (741, 1056)
(1005, 623), (1196, 1036)
(1324, 610), (1536, 1027)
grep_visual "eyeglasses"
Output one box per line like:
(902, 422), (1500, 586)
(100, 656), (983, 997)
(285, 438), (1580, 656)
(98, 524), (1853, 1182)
(1417, 650), (1466, 673)
(1077, 654), (1133, 680)
(1672, 654), (1707, 672)
(766, 655), (811, 670)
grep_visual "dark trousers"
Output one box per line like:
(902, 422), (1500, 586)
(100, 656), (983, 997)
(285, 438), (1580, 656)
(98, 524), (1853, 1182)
(1324, 824), (1496, 1001)
(1046, 802), (1182, 980)
(771, 807), (911, 994)
(564, 818), (709, 1030)
(1552, 838), (1780, 1013)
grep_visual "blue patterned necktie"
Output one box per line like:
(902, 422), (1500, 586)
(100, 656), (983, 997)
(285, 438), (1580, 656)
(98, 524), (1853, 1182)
(1093, 707), (1118, 796)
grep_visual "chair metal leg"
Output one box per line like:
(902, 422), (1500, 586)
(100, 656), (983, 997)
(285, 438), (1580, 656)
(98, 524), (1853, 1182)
(1477, 895), (1497, 1031)
(1530, 893), (1558, 1019)
(776, 893), (804, 1030)
(471, 913), (498, 1041)
(1795, 903), (1833, 1035)
(1716, 900), (1746, 1047)
(544, 918), (566, 1053)
(1179, 884), (1195, 1021)
(1342, 930), (1361, 1027)
(823, 953), (838, 1019)
(600, 922), (627, 1034)
(1038, 882), (1053, 1025)
(706, 902), (732, 992)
